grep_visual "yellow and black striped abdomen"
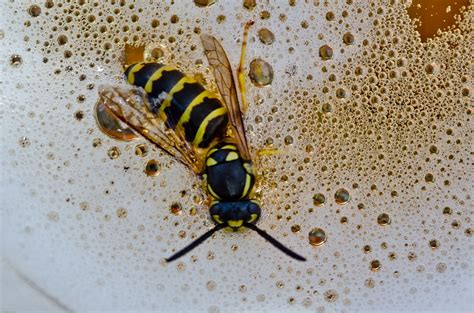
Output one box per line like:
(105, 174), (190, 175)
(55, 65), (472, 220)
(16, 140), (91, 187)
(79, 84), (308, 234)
(124, 62), (228, 148)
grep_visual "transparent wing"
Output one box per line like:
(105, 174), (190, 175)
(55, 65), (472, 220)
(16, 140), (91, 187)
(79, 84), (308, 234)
(200, 34), (252, 161)
(96, 86), (205, 174)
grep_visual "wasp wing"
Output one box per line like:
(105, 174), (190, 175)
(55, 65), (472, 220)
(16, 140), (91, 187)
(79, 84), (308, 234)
(200, 34), (252, 161)
(97, 86), (205, 174)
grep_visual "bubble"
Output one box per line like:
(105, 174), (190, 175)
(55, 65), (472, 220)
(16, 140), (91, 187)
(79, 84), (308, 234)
(257, 28), (275, 45)
(28, 5), (41, 17)
(18, 136), (30, 148)
(284, 135), (294, 145)
(57, 35), (68, 45)
(243, 0), (256, 10)
(170, 202), (182, 215)
(144, 45), (165, 62)
(249, 59), (274, 87)
(325, 12), (335, 21)
(343, 32), (355, 45)
(135, 144), (148, 157)
(107, 147), (121, 160)
(322, 103), (332, 114)
(116, 208), (128, 219)
(363, 245), (372, 254)
(10, 54), (22, 67)
(334, 188), (350, 205)
(312, 193), (326, 206)
(324, 289), (338, 302)
(259, 11), (271, 20)
(74, 111), (84, 121)
(145, 160), (160, 177)
(429, 239), (440, 250)
(291, 225), (301, 233)
(308, 228), (327, 246)
(424, 173), (435, 183)
(370, 260), (381, 272)
(194, 0), (215, 7)
(319, 45), (333, 60)
(377, 213), (391, 226)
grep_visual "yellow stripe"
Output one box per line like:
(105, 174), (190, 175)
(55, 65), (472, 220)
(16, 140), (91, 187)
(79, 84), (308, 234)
(193, 107), (227, 146)
(176, 90), (218, 132)
(240, 174), (252, 199)
(213, 215), (224, 224)
(221, 144), (237, 150)
(207, 184), (221, 200)
(207, 148), (218, 157)
(159, 76), (196, 113)
(127, 63), (145, 85)
(228, 220), (243, 228)
(225, 151), (239, 162)
(248, 213), (258, 223)
(206, 157), (218, 167)
(144, 65), (175, 93)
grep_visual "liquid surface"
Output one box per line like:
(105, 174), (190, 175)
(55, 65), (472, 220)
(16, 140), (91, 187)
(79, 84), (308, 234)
(0, 1), (472, 312)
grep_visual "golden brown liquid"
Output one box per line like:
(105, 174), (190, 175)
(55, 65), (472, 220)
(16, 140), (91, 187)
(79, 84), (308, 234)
(407, 0), (469, 41)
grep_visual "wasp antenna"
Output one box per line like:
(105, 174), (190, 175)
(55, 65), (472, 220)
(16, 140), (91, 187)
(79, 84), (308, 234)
(243, 222), (307, 262)
(165, 223), (226, 263)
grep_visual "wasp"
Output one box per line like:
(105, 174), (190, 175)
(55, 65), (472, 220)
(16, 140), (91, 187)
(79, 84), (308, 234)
(96, 21), (306, 262)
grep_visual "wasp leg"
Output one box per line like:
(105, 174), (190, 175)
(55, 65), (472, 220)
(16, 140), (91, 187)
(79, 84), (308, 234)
(237, 20), (254, 114)
(257, 148), (284, 157)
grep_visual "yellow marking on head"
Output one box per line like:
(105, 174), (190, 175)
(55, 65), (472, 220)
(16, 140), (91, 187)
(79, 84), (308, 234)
(243, 162), (253, 174)
(248, 213), (258, 223)
(250, 200), (260, 206)
(206, 157), (218, 167)
(158, 76), (196, 112)
(176, 90), (219, 132)
(207, 183), (221, 200)
(212, 215), (224, 224)
(228, 220), (243, 228)
(207, 148), (218, 157)
(225, 151), (239, 162)
(127, 63), (146, 85)
(240, 174), (252, 199)
(220, 144), (237, 150)
(193, 107), (227, 146)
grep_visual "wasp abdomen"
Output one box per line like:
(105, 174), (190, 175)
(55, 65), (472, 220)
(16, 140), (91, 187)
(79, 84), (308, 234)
(125, 62), (228, 148)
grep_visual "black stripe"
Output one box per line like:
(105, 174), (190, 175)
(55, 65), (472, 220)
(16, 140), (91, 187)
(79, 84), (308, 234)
(199, 113), (228, 148)
(182, 98), (223, 141)
(163, 82), (205, 129)
(149, 69), (184, 98)
(130, 63), (163, 88)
